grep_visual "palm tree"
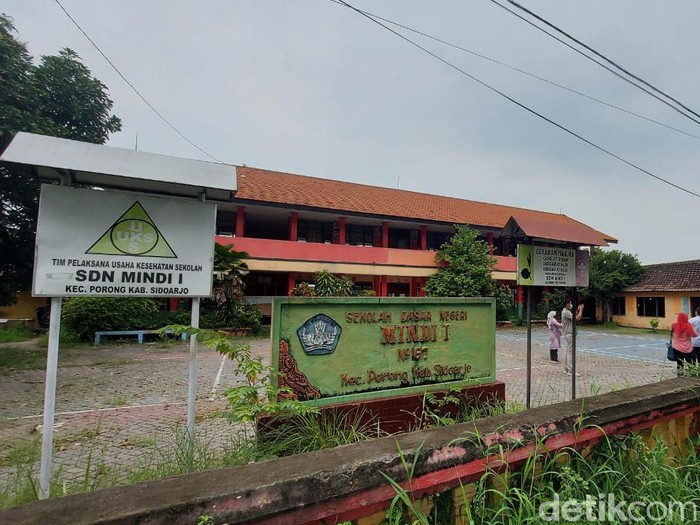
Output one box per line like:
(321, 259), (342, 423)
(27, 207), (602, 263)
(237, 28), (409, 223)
(212, 243), (249, 305)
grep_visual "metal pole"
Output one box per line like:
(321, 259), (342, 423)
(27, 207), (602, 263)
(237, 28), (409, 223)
(571, 288), (578, 400)
(526, 287), (532, 409)
(187, 298), (200, 441)
(39, 296), (62, 499)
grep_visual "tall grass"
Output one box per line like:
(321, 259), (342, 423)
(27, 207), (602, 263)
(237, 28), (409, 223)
(384, 430), (700, 524)
(0, 325), (34, 343)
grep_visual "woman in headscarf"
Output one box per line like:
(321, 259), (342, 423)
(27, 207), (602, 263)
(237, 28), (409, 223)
(547, 310), (562, 363)
(672, 312), (698, 374)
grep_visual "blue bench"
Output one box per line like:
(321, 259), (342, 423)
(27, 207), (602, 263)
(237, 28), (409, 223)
(94, 329), (188, 345)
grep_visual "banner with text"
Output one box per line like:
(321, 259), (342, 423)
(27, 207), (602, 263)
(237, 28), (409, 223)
(516, 245), (589, 287)
(271, 297), (496, 406)
(33, 184), (216, 297)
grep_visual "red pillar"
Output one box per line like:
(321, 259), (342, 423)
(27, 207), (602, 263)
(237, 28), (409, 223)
(517, 285), (523, 305)
(380, 276), (388, 297)
(382, 221), (389, 248)
(487, 232), (494, 255)
(289, 211), (298, 241)
(287, 273), (296, 295)
(409, 277), (416, 297)
(420, 225), (427, 250)
(373, 276), (381, 295)
(338, 216), (346, 244)
(236, 206), (245, 238)
(168, 298), (179, 312)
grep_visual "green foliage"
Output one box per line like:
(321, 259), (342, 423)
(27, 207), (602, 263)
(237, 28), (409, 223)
(0, 325), (34, 343)
(289, 282), (316, 297)
(532, 288), (568, 320)
(584, 247), (644, 323)
(424, 226), (503, 316)
(212, 243), (249, 305)
(0, 15), (121, 306)
(649, 318), (659, 331)
(314, 269), (355, 297)
(200, 301), (262, 332)
(62, 297), (160, 340)
(259, 409), (384, 457)
(289, 270), (356, 297)
(162, 326), (316, 438)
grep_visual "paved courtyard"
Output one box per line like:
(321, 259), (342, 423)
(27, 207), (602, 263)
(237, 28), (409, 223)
(0, 326), (674, 490)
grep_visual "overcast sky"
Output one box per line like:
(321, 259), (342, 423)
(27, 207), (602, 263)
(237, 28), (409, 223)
(5, 0), (699, 265)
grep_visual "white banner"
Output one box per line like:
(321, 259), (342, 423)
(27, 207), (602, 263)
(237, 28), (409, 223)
(33, 184), (216, 297)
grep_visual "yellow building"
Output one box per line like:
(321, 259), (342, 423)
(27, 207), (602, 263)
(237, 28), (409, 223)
(613, 260), (700, 330)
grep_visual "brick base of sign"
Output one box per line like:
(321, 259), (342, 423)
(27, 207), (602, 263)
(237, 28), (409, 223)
(259, 381), (506, 436)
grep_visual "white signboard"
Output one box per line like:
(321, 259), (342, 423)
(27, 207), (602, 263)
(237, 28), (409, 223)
(33, 184), (216, 297)
(516, 245), (589, 287)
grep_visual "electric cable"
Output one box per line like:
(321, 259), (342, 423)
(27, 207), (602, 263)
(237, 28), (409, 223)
(487, 0), (700, 126)
(499, 0), (700, 123)
(328, 0), (700, 142)
(52, 0), (223, 163)
(331, 0), (700, 199)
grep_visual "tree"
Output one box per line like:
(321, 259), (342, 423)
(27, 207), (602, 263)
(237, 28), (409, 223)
(0, 15), (121, 305)
(584, 247), (644, 323)
(211, 243), (250, 305)
(424, 225), (497, 297)
(424, 225), (510, 320)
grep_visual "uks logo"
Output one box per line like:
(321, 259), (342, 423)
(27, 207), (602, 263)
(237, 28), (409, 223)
(85, 201), (177, 258)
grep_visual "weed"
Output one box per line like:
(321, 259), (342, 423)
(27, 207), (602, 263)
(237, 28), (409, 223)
(0, 346), (47, 370)
(0, 325), (34, 343)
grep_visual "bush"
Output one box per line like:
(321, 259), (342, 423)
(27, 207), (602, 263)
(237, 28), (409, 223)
(192, 300), (262, 333)
(62, 297), (160, 340)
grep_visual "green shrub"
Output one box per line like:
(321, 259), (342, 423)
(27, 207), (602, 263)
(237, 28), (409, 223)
(62, 297), (160, 340)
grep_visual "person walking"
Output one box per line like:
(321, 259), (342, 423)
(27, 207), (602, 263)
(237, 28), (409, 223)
(672, 312), (698, 374)
(562, 300), (583, 375)
(690, 306), (700, 363)
(547, 310), (562, 363)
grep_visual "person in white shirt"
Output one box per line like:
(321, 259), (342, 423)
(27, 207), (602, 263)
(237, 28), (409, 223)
(690, 306), (700, 363)
(561, 300), (584, 375)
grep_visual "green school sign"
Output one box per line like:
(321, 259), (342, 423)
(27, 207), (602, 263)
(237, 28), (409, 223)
(271, 297), (496, 407)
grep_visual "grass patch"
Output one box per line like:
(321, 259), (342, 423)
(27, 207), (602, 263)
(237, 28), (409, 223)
(0, 346), (47, 370)
(0, 325), (35, 343)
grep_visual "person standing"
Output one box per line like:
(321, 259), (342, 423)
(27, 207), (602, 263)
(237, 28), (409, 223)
(562, 300), (584, 375)
(547, 310), (562, 363)
(672, 312), (698, 374)
(690, 306), (700, 363)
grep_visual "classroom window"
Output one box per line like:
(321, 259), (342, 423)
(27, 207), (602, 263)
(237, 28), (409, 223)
(636, 297), (665, 318)
(611, 297), (626, 316)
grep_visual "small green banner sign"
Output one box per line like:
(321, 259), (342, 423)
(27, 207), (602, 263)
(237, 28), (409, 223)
(272, 297), (496, 407)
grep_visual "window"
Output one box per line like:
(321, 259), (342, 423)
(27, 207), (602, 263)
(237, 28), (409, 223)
(611, 297), (626, 316)
(298, 220), (333, 243)
(636, 297), (665, 318)
(346, 224), (374, 246)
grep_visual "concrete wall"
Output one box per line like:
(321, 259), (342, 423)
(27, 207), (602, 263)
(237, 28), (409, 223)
(2, 378), (699, 525)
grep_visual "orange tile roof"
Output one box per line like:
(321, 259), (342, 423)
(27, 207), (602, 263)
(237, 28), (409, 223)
(624, 260), (700, 292)
(235, 166), (616, 246)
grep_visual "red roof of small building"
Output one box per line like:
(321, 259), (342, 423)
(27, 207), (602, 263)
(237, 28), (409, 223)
(624, 260), (700, 292)
(235, 166), (616, 246)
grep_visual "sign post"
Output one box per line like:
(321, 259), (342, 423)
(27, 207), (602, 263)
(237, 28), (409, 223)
(33, 184), (216, 498)
(517, 244), (589, 406)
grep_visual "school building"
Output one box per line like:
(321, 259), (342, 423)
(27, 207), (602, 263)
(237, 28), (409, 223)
(613, 259), (700, 330)
(217, 166), (616, 317)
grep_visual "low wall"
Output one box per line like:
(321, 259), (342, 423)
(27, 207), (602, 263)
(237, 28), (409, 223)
(3, 378), (699, 525)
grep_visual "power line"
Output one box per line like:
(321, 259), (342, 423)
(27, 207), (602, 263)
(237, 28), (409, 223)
(499, 0), (700, 124)
(329, 0), (700, 142)
(331, 0), (700, 199)
(52, 0), (223, 163)
(487, 0), (700, 127)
